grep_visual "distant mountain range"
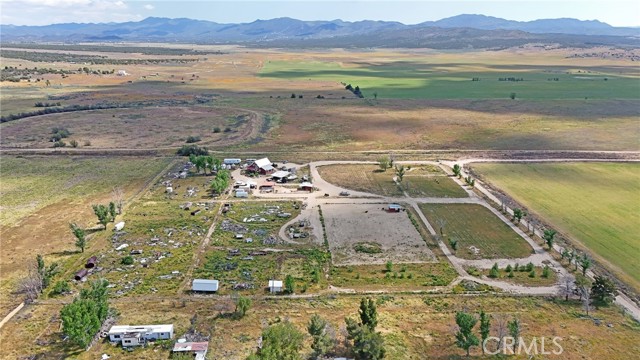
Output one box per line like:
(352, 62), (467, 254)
(1, 14), (638, 48)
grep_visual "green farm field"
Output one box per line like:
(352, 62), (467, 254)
(472, 162), (640, 289)
(420, 203), (533, 259)
(260, 60), (640, 99)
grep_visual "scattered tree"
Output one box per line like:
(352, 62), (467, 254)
(395, 165), (405, 183)
(60, 279), (109, 348)
(108, 202), (116, 222)
(235, 295), (251, 318)
(111, 186), (124, 215)
(454, 311), (479, 357)
(512, 208), (526, 223)
(510, 92), (516, 100)
(542, 265), (551, 278)
(452, 164), (462, 177)
(359, 297), (378, 330)
(345, 317), (385, 360)
(543, 229), (557, 250)
(69, 223), (86, 253)
(255, 321), (304, 360)
(92, 204), (110, 229)
(378, 156), (390, 172)
(284, 274), (295, 294)
(479, 310), (491, 355)
(489, 263), (499, 278)
(561, 275), (574, 301)
(385, 261), (393, 273)
(307, 314), (334, 359)
(579, 254), (592, 276)
(590, 275), (616, 307)
(508, 317), (521, 351)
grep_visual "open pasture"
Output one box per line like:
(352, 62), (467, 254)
(317, 164), (403, 196)
(329, 262), (457, 290)
(260, 54), (640, 99)
(322, 203), (435, 265)
(402, 172), (468, 198)
(420, 203), (533, 259)
(472, 162), (640, 289)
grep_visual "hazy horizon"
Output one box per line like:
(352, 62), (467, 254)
(1, 0), (639, 28)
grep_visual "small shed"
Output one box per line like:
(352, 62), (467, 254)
(268, 280), (283, 293)
(75, 268), (88, 281)
(192, 279), (219, 292)
(235, 190), (248, 198)
(173, 342), (209, 360)
(387, 204), (402, 212)
(85, 256), (97, 269)
(298, 182), (314, 191)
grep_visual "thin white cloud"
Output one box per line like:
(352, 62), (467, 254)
(1, 0), (137, 25)
(144, 4), (154, 10)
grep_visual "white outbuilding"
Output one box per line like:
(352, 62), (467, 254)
(192, 279), (219, 292)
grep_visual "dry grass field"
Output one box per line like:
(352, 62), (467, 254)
(322, 203), (435, 265)
(420, 203), (534, 259)
(0, 156), (172, 314)
(317, 164), (403, 196)
(1, 295), (638, 359)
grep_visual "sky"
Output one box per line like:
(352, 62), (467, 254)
(1, 0), (639, 27)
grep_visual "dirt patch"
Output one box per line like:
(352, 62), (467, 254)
(323, 203), (435, 265)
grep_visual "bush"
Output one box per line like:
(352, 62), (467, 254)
(525, 262), (534, 272)
(542, 265), (551, 278)
(176, 145), (208, 156)
(83, 140), (91, 146)
(213, 127), (221, 133)
(53, 140), (66, 148)
(69, 139), (79, 148)
(528, 270), (536, 278)
(50, 280), (70, 296)
(121, 256), (134, 265)
(186, 136), (201, 143)
(505, 264), (513, 272)
(508, 270), (515, 278)
(224, 127), (232, 133)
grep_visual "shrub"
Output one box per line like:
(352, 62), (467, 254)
(505, 264), (513, 272)
(176, 145), (208, 156)
(508, 270), (515, 278)
(542, 265), (551, 278)
(525, 262), (534, 272)
(121, 256), (134, 265)
(69, 139), (79, 148)
(528, 270), (536, 278)
(53, 140), (66, 148)
(83, 140), (91, 146)
(50, 280), (70, 296)
(224, 127), (232, 133)
(186, 136), (201, 143)
(213, 127), (221, 133)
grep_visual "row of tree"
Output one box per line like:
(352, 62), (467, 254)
(189, 154), (221, 175)
(210, 169), (231, 195)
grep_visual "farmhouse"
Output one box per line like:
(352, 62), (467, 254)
(268, 280), (283, 293)
(192, 279), (219, 292)
(173, 341), (209, 360)
(108, 324), (174, 347)
(247, 158), (274, 174)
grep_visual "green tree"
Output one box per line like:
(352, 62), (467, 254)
(378, 157), (390, 172)
(385, 261), (393, 273)
(69, 223), (86, 253)
(307, 314), (333, 359)
(395, 165), (405, 183)
(452, 164), (462, 177)
(542, 265), (551, 278)
(284, 275), (295, 294)
(359, 297), (378, 330)
(345, 317), (385, 360)
(512, 208), (526, 223)
(108, 202), (116, 222)
(256, 321), (304, 360)
(479, 310), (491, 355)
(489, 263), (499, 278)
(454, 311), (479, 357)
(92, 204), (110, 229)
(579, 254), (592, 276)
(543, 229), (557, 250)
(235, 295), (251, 318)
(508, 317), (521, 351)
(448, 238), (458, 252)
(37, 254), (58, 289)
(590, 275), (616, 307)
(60, 279), (109, 348)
